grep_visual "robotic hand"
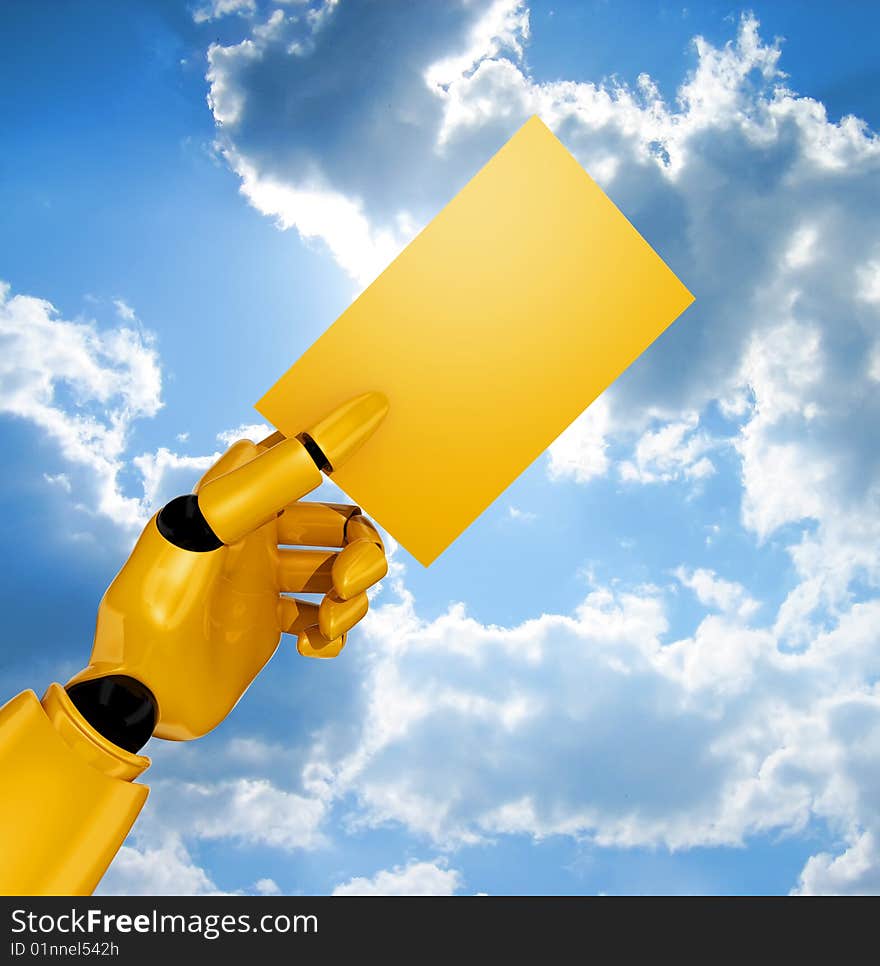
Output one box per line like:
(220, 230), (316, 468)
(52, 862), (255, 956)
(65, 392), (390, 748)
(0, 393), (389, 895)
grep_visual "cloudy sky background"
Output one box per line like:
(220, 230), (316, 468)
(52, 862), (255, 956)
(2, 0), (879, 895)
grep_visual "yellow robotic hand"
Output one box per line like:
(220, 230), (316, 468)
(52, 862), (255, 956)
(0, 392), (388, 895)
(65, 392), (390, 745)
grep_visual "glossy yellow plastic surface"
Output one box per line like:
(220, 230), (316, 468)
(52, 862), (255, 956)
(199, 392), (387, 544)
(0, 686), (149, 896)
(66, 395), (389, 741)
(257, 115), (694, 565)
(199, 437), (321, 546)
(0, 397), (388, 895)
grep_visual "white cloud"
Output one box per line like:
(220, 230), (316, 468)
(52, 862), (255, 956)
(218, 150), (406, 289)
(216, 421), (271, 447)
(859, 260), (880, 304)
(253, 877), (281, 895)
(43, 472), (72, 493)
(794, 830), (880, 896)
(100, 772), (330, 896)
(869, 344), (880, 383)
(193, 0), (256, 25)
(619, 413), (715, 484)
(98, 837), (229, 896)
(733, 321), (827, 545)
(0, 279), (288, 536)
(112, 298), (136, 322)
(132, 447), (216, 511)
(785, 225), (818, 270)
(546, 397), (610, 483)
(674, 566), (758, 620)
(149, 777), (328, 853)
(508, 505), (537, 522)
(332, 859), (462, 896)
(300, 575), (880, 894)
(0, 281), (162, 530)
(205, 1), (533, 287)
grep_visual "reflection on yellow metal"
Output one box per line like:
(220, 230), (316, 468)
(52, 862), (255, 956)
(67, 395), (389, 741)
(0, 687), (149, 896)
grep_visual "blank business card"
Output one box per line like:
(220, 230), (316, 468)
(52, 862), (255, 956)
(257, 116), (694, 565)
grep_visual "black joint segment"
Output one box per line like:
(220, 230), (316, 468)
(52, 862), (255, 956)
(342, 509), (363, 544)
(297, 432), (332, 473)
(156, 494), (223, 552)
(66, 675), (158, 754)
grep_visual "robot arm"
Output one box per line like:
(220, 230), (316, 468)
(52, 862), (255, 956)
(0, 685), (150, 895)
(0, 393), (389, 896)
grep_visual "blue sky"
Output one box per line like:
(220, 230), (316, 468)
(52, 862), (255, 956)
(1, 0), (879, 896)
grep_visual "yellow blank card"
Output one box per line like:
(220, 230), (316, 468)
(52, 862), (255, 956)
(257, 116), (694, 565)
